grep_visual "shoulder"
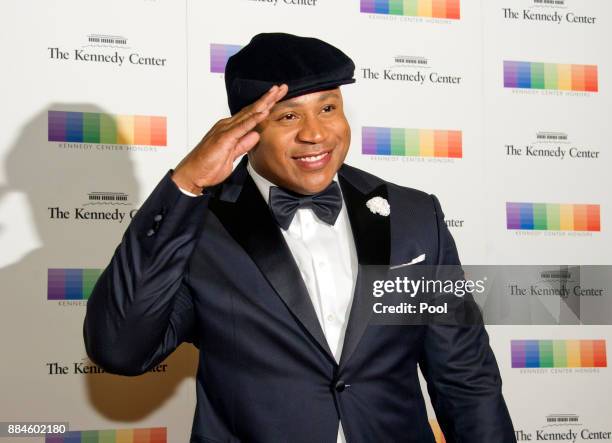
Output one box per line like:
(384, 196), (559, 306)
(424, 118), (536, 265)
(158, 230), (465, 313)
(340, 163), (453, 264)
(339, 162), (438, 213)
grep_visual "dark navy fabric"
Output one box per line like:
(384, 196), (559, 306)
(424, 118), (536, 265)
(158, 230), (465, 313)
(84, 158), (516, 443)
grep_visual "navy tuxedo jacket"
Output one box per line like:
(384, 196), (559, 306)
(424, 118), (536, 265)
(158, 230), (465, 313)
(84, 158), (516, 443)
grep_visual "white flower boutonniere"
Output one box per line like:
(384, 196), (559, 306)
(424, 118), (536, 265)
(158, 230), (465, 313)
(366, 196), (390, 216)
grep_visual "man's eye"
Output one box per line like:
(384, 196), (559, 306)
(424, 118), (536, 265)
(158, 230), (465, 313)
(322, 105), (336, 112)
(280, 113), (297, 121)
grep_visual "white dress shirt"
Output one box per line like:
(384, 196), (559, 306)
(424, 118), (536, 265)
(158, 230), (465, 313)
(179, 164), (359, 443)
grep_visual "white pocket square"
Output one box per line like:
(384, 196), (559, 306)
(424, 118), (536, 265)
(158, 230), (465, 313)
(389, 254), (426, 270)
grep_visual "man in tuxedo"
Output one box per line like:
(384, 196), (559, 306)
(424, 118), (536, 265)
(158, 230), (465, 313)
(84, 33), (515, 442)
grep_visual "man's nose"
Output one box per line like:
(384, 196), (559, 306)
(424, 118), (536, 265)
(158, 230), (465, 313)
(297, 115), (327, 144)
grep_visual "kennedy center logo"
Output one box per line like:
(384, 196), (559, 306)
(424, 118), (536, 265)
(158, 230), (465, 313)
(360, 0), (460, 20)
(47, 268), (102, 302)
(505, 131), (600, 161)
(361, 55), (463, 86)
(47, 191), (138, 224)
(502, 0), (597, 25)
(503, 61), (598, 95)
(210, 43), (243, 73)
(46, 358), (168, 376)
(362, 126), (462, 163)
(513, 414), (612, 442)
(48, 34), (167, 67)
(48, 111), (167, 150)
(44, 427), (166, 442)
(506, 202), (600, 232)
(511, 339), (607, 368)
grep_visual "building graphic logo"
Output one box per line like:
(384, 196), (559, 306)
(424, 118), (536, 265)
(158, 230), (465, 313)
(506, 202), (600, 232)
(533, 0), (565, 6)
(511, 340), (607, 368)
(47, 268), (102, 300)
(210, 43), (243, 73)
(48, 111), (167, 147)
(45, 427), (166, 443)
(362, 127), (462, 158)
(85, 192), (129, 205)
(360, 0), (460, 19)
(85, 34), (128, 47)
(394, 55), (428, 67)
(504, 61), (598, 92)
(536, 131), (567, 142)
(545, 414), (580, 426)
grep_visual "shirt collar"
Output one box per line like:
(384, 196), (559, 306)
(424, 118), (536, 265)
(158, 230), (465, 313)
(246, 160), (276, 204)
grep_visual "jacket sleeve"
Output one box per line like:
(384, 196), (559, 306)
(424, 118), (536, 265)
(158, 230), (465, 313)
(83, 171), (209, 376)
(418, 194), (516, 442)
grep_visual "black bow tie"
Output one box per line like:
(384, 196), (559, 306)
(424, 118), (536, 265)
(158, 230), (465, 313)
(269, 182), (343, 230)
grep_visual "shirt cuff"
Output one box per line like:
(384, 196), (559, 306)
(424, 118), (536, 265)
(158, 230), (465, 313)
(169, 169), (204, 197)
(178, 187), (200, 197)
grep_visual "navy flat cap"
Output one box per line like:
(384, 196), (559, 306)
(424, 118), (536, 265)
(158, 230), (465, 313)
(224, 33), (356, 115)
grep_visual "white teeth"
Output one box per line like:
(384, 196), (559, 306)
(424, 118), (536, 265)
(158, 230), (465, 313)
(297, 152), (328, 163)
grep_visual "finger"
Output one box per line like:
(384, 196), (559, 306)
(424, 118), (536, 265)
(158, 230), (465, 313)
(224, 109), (269, 141)
(257, 83), (288, 115)
(233, 131), (260, 159)
(228, 85), (278, 124)
(218, 84), (287, 137)
(224, 83), (287, 139)
(271, 83), (289, 104)
(258, 83), (288, 111)
(252, 84), (283, 112)
(229, 104), (270, 133)
(234, 83), (288, 121)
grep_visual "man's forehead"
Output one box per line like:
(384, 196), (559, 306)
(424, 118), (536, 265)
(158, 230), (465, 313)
(273, 89), (342, 110)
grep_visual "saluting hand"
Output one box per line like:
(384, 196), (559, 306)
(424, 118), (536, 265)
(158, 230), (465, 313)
(171, 84), (288, 194)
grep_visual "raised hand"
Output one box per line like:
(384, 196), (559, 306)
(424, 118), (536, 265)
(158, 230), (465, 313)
(172, 84), (289, 194)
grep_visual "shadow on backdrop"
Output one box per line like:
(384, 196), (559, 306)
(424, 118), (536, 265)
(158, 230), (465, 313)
(0, 104), (197, 422)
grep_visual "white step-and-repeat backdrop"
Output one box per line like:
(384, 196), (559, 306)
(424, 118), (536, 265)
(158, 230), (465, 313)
(1, 0), (610, 441)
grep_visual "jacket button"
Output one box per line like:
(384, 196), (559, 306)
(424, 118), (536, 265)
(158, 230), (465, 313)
(146, 228), (155, 237)
(334, 380), (346, 392)
(154, 214), (163, 222)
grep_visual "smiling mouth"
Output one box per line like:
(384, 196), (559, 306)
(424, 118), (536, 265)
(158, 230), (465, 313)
(292, 149), (333, 163)
(294, 152), (329, 163)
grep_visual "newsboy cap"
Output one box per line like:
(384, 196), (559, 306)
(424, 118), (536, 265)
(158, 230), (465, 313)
(224, 33), (356, 115)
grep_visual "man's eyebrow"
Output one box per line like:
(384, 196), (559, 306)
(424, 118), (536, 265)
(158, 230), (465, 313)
(273, 92), (341, 109)
(316, 91), (341, 101)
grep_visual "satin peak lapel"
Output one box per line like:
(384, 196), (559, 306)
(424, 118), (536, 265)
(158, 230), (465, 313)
(209, 164), (335, 363)
(338, 166), (391, 368)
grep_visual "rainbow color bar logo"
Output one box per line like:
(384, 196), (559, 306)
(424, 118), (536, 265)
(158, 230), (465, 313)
(46, 427), (166, 443)
(48, 111), (167, 146)
(210, 43), (243, 73)
(362, 127), (462, 158)
(48, 268), (102, 300)
(360, 0), (460, 19)
(511, 340), (607, 368)
(506, 202), (600, 231)
(504, 61), (598, 92)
